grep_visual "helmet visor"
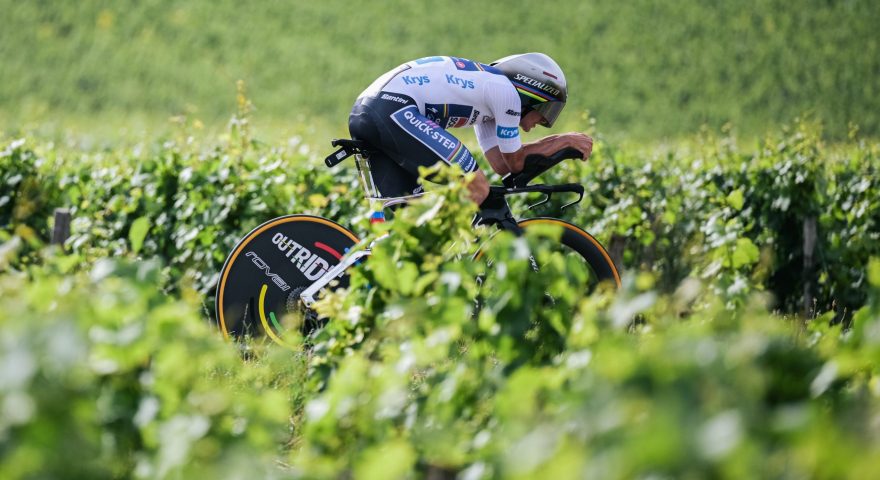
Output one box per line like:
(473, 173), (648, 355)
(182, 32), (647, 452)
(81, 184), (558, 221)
(534, 101), (565, 128)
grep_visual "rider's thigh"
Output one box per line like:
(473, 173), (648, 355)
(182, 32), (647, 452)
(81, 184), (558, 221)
(349, 100), (422, 197)
(384, 104), (477, 176)
(348, 92), (478, 190)
(366, 150), (422, 197)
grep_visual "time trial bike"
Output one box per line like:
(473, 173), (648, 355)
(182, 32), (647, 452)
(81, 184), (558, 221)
(215, 139), (621, 347)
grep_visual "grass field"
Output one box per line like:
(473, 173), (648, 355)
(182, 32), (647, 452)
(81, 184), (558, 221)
(2, 0), (878, 140)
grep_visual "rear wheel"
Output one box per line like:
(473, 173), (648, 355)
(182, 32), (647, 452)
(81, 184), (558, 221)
(215, 215), (359, 349)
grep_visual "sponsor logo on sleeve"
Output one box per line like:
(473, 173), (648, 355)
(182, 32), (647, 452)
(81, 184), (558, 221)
(447, 117), (469, 128)
(401, 75), (431, 86)
(425, 103), (476, 129)
(497, 126), (519, 139)
(469, 109), (480, 125)
(381, 93), (409, 104)
(445, 74), (475, 89)
(451, 57), (498, 74)
(506, 109), (521, 117)
(455, 149), (477, 172)
(391, 105), (475, 172)
(393, 106), (458, 152)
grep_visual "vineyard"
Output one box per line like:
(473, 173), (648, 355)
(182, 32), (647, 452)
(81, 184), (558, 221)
(2, 113), (880, 477)
(3, 0), (880, 477)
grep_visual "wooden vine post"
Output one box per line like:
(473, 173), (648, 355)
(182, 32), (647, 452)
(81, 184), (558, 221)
(52, 208), (71, 247)
(802, 216), (817, 317)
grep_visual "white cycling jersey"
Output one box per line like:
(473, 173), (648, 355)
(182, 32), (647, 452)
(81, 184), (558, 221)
(358, 56), (524, 154)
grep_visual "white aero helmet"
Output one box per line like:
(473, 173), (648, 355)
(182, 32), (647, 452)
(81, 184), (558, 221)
(490, 53), (568, 127)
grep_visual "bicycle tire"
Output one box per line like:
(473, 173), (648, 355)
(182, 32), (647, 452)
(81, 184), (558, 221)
(517, 217), (621, 289)
(215, 215), (359, 348)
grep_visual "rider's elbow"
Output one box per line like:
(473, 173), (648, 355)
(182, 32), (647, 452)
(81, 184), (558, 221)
(502, 150), (525, 174)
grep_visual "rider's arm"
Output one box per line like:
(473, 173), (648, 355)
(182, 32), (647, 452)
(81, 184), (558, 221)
(467, 170), (490, 205)
(478, 78), (592, 176)
(474, 79), (525, 176)
(485, 133), (594, 176)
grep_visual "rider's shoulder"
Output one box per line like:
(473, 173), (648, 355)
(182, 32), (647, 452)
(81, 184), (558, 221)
(407, 56), (506, 76)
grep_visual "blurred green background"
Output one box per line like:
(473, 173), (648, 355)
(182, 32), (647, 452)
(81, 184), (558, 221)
(1, 0), (878, 141)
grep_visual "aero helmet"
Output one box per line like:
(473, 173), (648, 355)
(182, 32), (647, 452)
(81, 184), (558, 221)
(490, 53), (567, 127)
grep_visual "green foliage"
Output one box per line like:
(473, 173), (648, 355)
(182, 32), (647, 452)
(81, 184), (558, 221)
(0, 139), (59, 255)
(4, 242), (880, 478)
(293, 215), (880, 479)
(3, 1), (879, 475)
(2, 116), (879, 317)
(2, 0), (879, 139)
(550, 118), (880, 314)
(0, 132), (366, 305)
(1, 122), (880, 477)
(129, 216), (150, 254)
(0, 258), (296, 479)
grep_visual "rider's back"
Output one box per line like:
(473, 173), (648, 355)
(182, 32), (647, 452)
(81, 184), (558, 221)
(358, 56), (522, 146)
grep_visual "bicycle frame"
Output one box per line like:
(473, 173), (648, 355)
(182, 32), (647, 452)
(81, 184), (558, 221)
(301, 148), (587, 308)
(217, 141), (616, 345)
(300, 247), (371, 307)
(299, 188), (411, 308)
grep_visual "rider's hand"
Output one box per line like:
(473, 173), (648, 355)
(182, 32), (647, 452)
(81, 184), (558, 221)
(562, 132), (593, 161)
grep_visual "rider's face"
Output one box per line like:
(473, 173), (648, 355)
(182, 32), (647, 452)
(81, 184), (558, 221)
(519, 110), (546, 132)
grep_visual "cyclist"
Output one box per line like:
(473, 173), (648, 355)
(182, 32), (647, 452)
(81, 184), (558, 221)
(348, 53), (594, 206)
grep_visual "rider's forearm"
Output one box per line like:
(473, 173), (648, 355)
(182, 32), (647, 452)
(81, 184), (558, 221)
(521, 132), (593, 163)
(497, 135), (567, 174)
(520, 134), (570, 157)
(490, 133), (587, 176)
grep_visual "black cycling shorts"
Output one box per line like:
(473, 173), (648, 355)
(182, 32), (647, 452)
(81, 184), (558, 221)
(348, 91), (476, 198)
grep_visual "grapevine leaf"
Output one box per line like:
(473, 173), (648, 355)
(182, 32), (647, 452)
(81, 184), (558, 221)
(129, 216), (150, 254)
